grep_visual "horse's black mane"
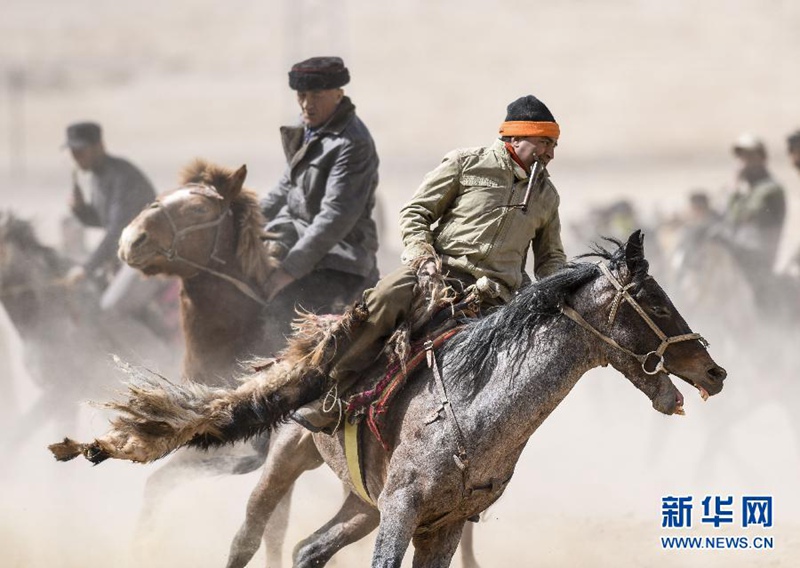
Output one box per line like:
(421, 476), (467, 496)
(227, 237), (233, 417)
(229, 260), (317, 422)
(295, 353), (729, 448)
(445, 239), (632, 393)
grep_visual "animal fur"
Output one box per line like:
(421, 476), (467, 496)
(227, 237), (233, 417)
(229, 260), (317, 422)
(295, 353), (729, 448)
(385, 246), (458, 367)
(49, 302), (369, 464)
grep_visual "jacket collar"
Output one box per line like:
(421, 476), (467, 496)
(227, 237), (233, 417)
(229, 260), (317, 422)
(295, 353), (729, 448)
(280, 97), (356, 164)
(491, 138), (551, 183)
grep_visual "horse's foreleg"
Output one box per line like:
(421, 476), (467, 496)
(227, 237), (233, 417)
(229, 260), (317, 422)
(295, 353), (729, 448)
(369, 488), (421, 568)
(226, 423), (323, 568)
(458, 522), (480, 568)
(292, 490), (380, 568)
(411, 521), (465, 568)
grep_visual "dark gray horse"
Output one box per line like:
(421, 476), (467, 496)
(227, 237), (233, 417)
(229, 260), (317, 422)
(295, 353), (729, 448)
(51, 231), (726, 567)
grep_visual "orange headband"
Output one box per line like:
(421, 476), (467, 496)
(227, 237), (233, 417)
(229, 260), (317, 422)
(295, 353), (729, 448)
(499, 121), (560, 139)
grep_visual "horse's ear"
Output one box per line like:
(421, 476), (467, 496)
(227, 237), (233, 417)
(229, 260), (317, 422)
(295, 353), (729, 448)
(624, 230), (647, 275)
(223, 165), (247, 201)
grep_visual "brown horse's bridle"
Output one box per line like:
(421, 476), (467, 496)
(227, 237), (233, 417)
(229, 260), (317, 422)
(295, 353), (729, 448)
(561, 261), (708, 376)
(153, 184), (270, 308)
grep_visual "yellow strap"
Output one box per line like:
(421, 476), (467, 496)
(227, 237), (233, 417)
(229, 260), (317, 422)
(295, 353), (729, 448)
(344, 418), (376, 507)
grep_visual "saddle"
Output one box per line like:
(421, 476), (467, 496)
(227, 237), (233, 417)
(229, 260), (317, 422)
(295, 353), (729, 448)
(345, 295), (479, 451)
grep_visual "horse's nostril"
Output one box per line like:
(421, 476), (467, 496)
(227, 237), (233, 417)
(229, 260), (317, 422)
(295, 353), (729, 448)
(131, 233), (147, 249)
(708, 365), (727, 382)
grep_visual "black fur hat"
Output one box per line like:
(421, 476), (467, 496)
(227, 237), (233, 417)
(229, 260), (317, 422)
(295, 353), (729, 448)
(288, 57), (350, 91)
(505, 95), (556, 123)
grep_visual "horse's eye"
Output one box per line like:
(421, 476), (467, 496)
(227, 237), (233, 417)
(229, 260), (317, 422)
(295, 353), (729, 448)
(149, 202), (159, 209)
(651, 305), (670, 318)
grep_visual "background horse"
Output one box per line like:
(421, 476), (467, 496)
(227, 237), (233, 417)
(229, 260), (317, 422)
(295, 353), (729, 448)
(117, 160), (297, 565)
(0, 212), (176, 450)
(52, 231), (726, 566)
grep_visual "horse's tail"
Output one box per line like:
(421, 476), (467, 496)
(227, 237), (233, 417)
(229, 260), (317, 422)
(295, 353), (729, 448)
(48, 303), (369, 465)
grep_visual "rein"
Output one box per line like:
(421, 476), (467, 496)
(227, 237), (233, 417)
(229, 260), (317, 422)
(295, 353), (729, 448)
(561, 261), (707, 375)
(0, 277), (70, 298)
(153, 185), (270, 308)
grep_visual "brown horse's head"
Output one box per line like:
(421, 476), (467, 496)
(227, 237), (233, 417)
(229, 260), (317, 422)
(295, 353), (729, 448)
(119, 160), (277, 287)
(574, 231), (727, 415)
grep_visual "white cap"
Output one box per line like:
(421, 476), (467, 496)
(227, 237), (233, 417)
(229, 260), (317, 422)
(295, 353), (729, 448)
(732, 133), (765, 154)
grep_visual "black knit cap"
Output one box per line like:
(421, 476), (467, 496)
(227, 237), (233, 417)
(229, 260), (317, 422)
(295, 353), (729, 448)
(505, 95), (556, 123)
(288, 57), (350, 91)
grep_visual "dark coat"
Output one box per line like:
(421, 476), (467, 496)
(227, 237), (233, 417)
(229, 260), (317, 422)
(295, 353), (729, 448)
(260, 97), (380, 280)
(72, 154), (156, 273)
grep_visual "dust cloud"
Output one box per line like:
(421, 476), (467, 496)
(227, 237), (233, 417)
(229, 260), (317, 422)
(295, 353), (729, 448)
(2, 1), (800, 566)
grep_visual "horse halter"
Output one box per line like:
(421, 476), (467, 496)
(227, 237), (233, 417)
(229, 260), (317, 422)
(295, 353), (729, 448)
(152, 184), (270, 308)
(561, 261), (708, 376)
(154, 184), (232, 267)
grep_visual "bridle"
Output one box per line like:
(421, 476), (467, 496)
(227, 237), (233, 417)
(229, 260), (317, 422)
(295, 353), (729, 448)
(152, 184), (270, 308)
(561, 261), (708, 375)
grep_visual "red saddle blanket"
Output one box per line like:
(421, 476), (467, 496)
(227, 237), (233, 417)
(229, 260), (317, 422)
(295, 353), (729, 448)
(345, 326), (463, 451)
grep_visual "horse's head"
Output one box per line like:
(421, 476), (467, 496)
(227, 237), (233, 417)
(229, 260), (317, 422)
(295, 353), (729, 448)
(0, 212), (66, 318)
(568, 230), (727, 415)
(120, 160), (276, 287)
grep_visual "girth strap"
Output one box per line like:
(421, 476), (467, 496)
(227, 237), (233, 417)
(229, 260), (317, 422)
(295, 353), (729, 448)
(344, 419), (376, 507)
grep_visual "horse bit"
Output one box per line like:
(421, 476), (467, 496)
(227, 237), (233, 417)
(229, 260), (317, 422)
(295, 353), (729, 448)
(152, 184), (270, 308)
(561, 261), (708, 376)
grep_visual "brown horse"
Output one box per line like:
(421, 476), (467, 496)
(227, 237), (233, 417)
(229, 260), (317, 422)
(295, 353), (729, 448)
(117, 160), (299, 564)
(51, 231), (726, 566)
(120, 160), (278, 384)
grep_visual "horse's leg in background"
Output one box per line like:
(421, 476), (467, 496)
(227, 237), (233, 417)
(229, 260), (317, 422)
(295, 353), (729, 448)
(458, 522), (480, 568)
(226, 422), (324, 568)
(0, 306), (19, 424)
(134, 441), (267, 545)
(411, 521), (465, 568)
(292, 491), (380, 568)
(262, 486), (293, 568)
(134, 448), (211, 543)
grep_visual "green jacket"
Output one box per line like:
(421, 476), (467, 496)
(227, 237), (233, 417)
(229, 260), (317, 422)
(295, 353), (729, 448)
(399, 139), (566, 300)
(724, 176), (785, 267)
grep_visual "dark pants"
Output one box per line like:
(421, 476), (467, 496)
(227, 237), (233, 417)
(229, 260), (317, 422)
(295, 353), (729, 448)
(263, 269), (375, 354)
(329, 264), (498, 380)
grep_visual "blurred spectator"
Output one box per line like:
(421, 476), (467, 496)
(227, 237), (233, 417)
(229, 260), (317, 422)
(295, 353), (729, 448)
(64, 121), (174, 339)
(787, 129), (800, 173)
(719, 134), (786, 272)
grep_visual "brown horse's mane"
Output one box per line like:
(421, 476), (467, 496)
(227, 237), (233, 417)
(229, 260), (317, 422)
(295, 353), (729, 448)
(179, 160), (278, 289)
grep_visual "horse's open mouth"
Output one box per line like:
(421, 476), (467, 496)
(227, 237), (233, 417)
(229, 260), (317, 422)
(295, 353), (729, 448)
(673, 388), (685, 415)
(671, 376), (711, 416)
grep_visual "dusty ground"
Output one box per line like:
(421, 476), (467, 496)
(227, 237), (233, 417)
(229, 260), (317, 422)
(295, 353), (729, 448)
(1, 1), (800, 566)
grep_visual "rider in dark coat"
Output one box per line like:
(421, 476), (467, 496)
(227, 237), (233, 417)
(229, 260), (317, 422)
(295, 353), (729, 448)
(260, 57), (381, 344)
(65, 122), (156, 281)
